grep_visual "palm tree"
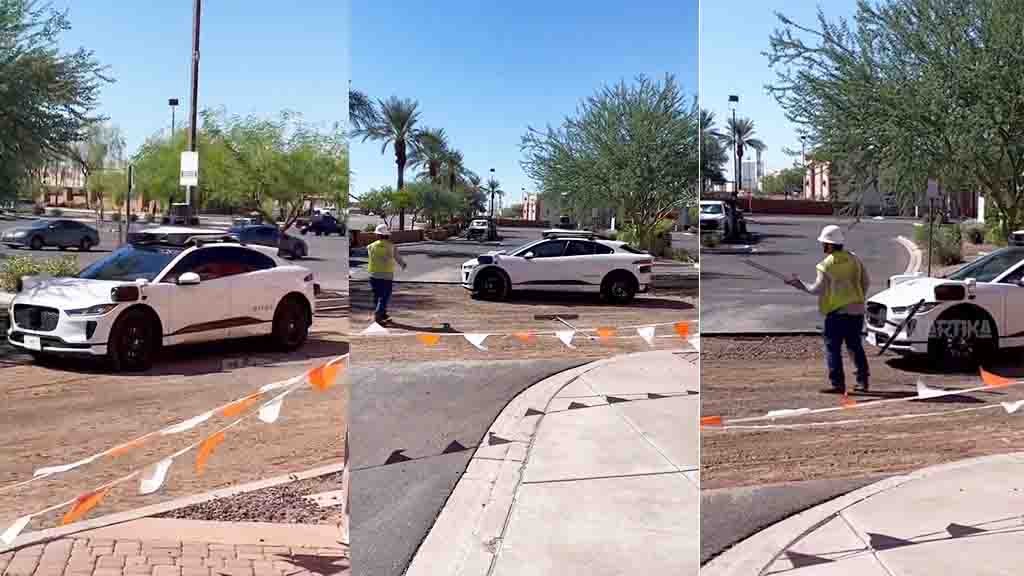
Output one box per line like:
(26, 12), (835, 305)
(411, 127), (449, 183)
(443, 149), (478, 193)
(722, 117), (765, 193)
(353, 96), (420, 230)
(699, 109), (729, 193)
(483, 177), (503, 220)
(348, 86), (377, 132)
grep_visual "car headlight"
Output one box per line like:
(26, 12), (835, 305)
(891, 302), (941, 315)
(66, 303), (118, 317)
(12, 231), (26, 238)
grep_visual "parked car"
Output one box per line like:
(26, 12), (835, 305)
(301, 214), (345, 236)
(467, 219), (498, 241)
(2, 219), (99, 251)
(461, 232), (654, 304)
(228, 224), (308, 259)
(699, 200), (746, 240)
(7, 227), (318, 371)
(865, 246), (1024, 367)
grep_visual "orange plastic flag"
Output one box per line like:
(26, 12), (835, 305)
(674, 322), (690, 338)
(195, 431), (226, 476)
(221, 393), (264, 418)
(108, 437), (148, 458)
(61, 486), (112, 526)
(310, 362), (343, 392)
(700, 415), (723, 427)
(981, 368), (1015, 389)
(416, 333), (442, 346)
(513, 332), (535, 344)
(841, 395), (857, 408)
(596, 327), (616, 339)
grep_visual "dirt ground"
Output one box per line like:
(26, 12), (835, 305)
(0, 317), (348, 531)
(702, 335), (1024, 490)
(348, 282), (698, 362)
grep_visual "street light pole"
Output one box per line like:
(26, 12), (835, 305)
(185, 0), (202, 220)
(169, 98), (179, 212)
(489, 168), (496, 221)
(798, 135), (806, 201)
(728, 95), (739, 200)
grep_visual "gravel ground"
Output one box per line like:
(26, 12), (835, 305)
(702, 335), (1024, 490)
(158, 471), (344, 524)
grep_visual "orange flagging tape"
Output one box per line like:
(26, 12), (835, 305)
(195, 431), (226, 475)
(309, 361), (343, 392)
(513, 332), (536, 343)
(701, 416), (723, 427)
(675, 322), (690, 338)
(416, 333), (442, 346)
(61, 486), (112, 525)
(981, 368), (1015, 388)
(108, 437), (148, 458)
(596, 327), (616, 339)
(841, 395), (858, 408)
(221, 393), (265, 418)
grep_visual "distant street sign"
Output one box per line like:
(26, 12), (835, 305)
(180, 151), (199, 187)
(927, 178), (940, 200)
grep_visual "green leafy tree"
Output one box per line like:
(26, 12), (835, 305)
(700, 109), (729, 193)
(69, 122), (125, 214)
(353, 96), (420, 230)
(358, 186), (393, 224)
(502, 203), (524, 219)
(483, 177), (503, 220)
(761, 167), (805, 197)
(0, 1), (111, 201)
(411, 127), (449, 183)
(521, 74), (698, 250)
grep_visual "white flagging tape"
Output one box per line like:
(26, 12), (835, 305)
(716, 405), (1000, 431)
(556, 330), (577, 349)
(356, 319), (695, 339)
(464, 333), (490, 351)
(637, 326), (657, 346)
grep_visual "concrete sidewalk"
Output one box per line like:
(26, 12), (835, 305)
(704, 453), (1024, 575)
(404, 348), (699, 576)
(0, 518), (348, 576)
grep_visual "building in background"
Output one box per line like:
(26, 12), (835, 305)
(741, 159), (762, 194)
(39, 160), (87, 207)
(803, 160), (834, 201)
(522, 193), (556, 223)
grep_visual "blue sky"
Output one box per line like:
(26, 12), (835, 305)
(351, 0), (698, 206)
(701, 0), (857, 177)
(55, 1), (350, 157)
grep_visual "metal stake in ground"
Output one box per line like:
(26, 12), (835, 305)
(534, 314), (591, 339)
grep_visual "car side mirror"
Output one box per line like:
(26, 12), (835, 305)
(177, 272), (201, 286)
(523, 252), (535, 259)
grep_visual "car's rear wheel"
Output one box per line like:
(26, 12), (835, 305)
(30, 236), (42, 250)
(602, 272), (637, 305)
(927, 306), (997, 371)
(474, 269), (509, 301)
(108, 308), (157, 372)
(79, 237), (92, 251)
(272, 296), (309, 351)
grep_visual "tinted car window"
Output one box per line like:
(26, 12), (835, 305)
(165, 247), (277, 282)
(565, 241), (596, 256)
(529, 240), (568, 258)
(80, 245), (182, 282)
(948, 248), (1024, 283)
(594, 243), (614, 255)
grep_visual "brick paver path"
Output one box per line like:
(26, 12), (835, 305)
(0, 538), (349, 576)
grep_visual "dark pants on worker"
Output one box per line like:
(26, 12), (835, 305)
(824, 312), (869, 391)
(369, 277), (393, 321)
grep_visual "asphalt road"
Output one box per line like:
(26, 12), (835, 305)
(700, 215), (918, 332)
(348, 359), (587, 576)
(0, 218), (350, 290)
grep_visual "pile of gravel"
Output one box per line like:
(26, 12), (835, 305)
(158, 472), (343, 524)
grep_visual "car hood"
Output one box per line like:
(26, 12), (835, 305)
(2, 227), (35, 236)
(13, 277), (128, 309)
(869, 276), (957, 307)
(699, 213), (725, 220)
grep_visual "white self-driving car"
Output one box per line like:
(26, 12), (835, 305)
(7, 227), (318, 371)
(865, 245), (1024, 365)
(461, 232), (654, 304)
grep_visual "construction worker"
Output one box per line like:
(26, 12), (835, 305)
(367, 224), (407, 324)
(785, 224), (871, 393)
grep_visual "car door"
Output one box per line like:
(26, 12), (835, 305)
(511, 240), (568, 290)
(552, 240), (601, 292)
(159, 248), (239, 345)
(44, 220), (66, 246)
(996, 262), (1024, 343)
(224, 247), (282, 338)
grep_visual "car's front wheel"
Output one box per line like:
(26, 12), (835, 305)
(272, 296), (309, 351)
(474, 269), (509, 301)
(927, 306), (998, 370)
(30, 236), (42, 250)
(108, 308), (158, 372)
(602, 272), (637, 305)
(79, 237), (93, 251)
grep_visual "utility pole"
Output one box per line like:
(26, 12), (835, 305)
(185, 0), (202, 223)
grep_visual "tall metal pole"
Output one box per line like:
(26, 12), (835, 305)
(733, 108), (738, 197)
(186, 0), (202, 218)
(928, 198), (934, 277)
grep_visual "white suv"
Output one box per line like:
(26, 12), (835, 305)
(461, 233), (654, 304)
(7, 227), (318, 371)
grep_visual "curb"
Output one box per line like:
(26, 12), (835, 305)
(896, 235), (923, 274)
(404, 349), (693, 576)
(1, 461), (345, 552)
(701, 452), (1024, 575)
(702, 245), (755, 255)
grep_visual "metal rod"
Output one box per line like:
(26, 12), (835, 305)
(186, 0), (202, 211)
(877, 298), (926, 356)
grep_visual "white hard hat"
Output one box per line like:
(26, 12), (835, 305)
(375, 224), (391, 236)
(817, 224), (845, 245)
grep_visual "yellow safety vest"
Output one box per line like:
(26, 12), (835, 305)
(367, 240), (395, 274)
(817, 250), (865, 314)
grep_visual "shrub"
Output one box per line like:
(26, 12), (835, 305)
(701, 232), (720, 248)
(0, 255), (78, 293)
(111, 212), (121, 222)
(45, 207), (62, 217)
(914, 223), (962, 266)
(31, 204), (44, 216)
(962, 223), (985, 245)
(363, 223), (376, 233)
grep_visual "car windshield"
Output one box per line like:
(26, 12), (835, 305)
(78, 245), (182, 282)
(700, 204), (723, 214)
(945, 247), (1024, 283)
(472, 220), (487, 227)
(30, 220), (52, 228)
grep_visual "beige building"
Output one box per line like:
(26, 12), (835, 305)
(522, 193), (556, 223)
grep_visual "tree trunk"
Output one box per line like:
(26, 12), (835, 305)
(396, 142), (406, 231)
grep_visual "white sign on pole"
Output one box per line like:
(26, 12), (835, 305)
(180, 151), (199, 187)
(926, 178), (940, 200)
